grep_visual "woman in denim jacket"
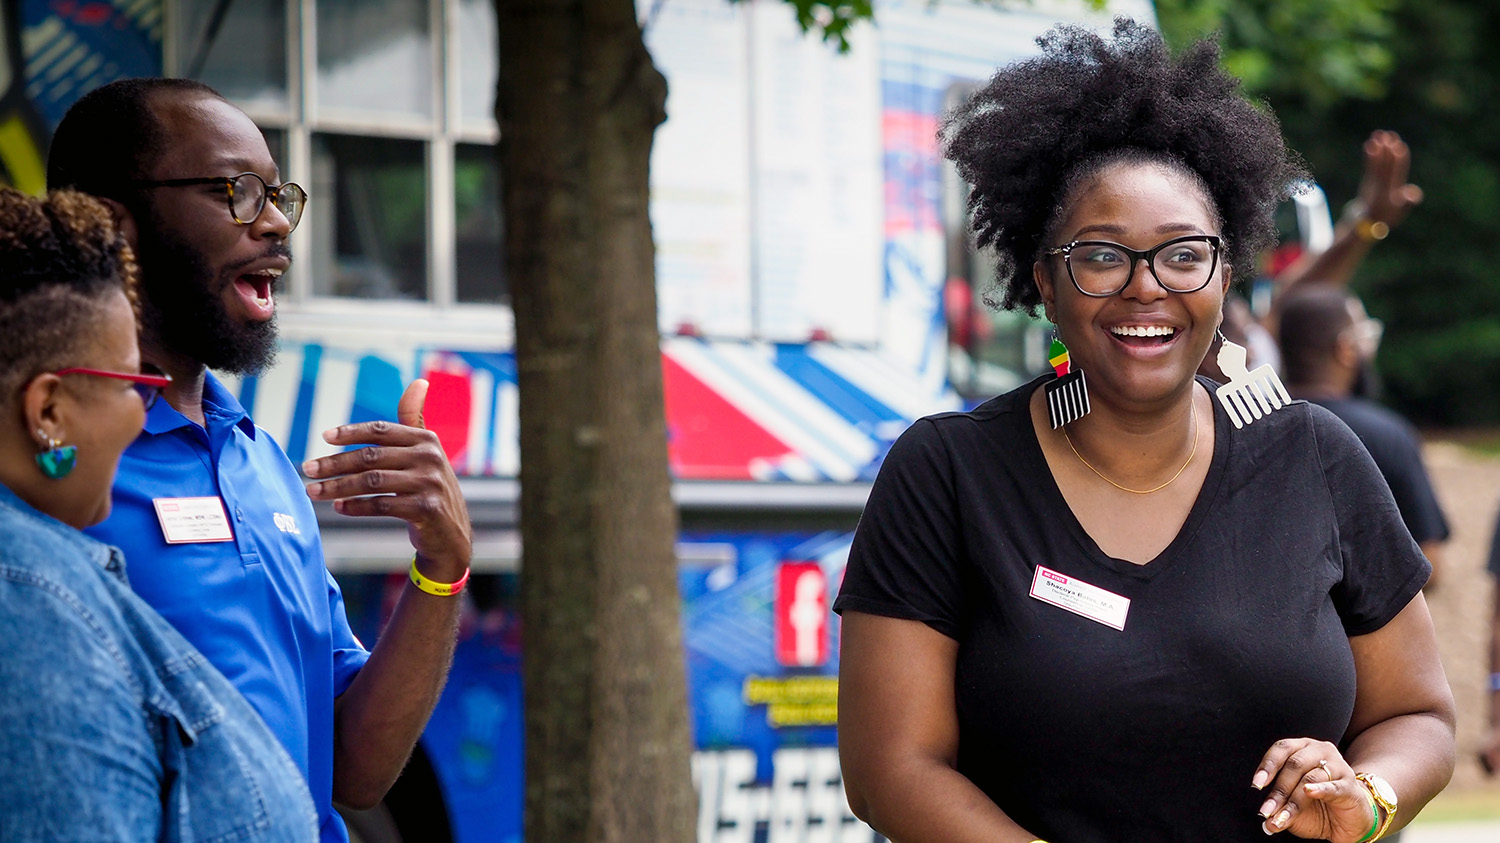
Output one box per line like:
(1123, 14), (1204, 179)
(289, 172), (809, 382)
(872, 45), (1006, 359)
(0, 188), (317, 841)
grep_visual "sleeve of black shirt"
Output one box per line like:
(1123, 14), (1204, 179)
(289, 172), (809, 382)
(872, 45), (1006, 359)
(1376, 419), (1451, 545)
(1309, 407), (1432, 637)
(834, 418), (965, 639)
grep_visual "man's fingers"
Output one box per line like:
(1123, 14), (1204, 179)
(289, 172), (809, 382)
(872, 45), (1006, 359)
(398, 378), (429, 430)
(306, 468), (441, 502)
(1360, 130), (1421, 220)
(306, 378), (472, 566)
(318, 418), (436, 450)
(331, 492), (442, 521)
(303, 433), (445, 479)
(315, 379), (431, 449)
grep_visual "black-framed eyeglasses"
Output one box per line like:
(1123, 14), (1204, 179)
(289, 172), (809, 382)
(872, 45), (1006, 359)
(1044, 234), (1222, 297)
(55, 368), (173, 410)
(129, 172), (307, 232)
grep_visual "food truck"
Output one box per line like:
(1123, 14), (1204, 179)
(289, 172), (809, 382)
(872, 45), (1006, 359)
(4, 1), (1156, 839)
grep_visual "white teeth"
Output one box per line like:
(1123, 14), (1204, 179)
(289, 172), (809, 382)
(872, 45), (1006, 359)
(1111, 325), (1174, 338)
(241, 269), (278, 306)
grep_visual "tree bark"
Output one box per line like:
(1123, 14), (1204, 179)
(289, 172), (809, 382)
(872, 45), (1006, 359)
(494, 1), (694, 841)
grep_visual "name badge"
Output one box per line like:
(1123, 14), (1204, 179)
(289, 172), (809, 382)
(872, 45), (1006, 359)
(1029, 565), (1130, 631)
(153, 496), (235, 544)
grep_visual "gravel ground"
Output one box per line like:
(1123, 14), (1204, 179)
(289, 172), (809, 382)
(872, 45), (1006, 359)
(1405, 818), (1500, 841)
(1416, 441), (1500, 806)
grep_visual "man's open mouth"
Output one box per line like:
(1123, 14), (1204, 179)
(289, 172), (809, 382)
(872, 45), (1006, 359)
(237, 268), (281, 305)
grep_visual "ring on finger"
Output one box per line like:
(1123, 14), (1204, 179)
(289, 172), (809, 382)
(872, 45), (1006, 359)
(1318, 759), (1333, 783)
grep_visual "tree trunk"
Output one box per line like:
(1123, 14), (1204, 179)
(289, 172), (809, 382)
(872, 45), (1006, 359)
(494, 1), (694, 842)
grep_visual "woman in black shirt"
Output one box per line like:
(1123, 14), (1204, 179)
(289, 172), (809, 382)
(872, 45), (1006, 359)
(835, 20), (1455, 843)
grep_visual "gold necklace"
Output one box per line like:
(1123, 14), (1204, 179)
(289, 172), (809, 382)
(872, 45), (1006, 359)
(1062, 406), (1200, 495)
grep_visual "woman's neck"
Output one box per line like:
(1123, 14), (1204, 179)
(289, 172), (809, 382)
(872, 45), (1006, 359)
(1042, 384), (1205, 491)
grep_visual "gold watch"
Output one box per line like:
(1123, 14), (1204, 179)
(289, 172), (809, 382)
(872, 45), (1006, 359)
(1355, 772), (1398, 840)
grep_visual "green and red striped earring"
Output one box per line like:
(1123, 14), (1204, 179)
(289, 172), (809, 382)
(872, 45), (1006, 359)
(1044, 337), (1090, 429)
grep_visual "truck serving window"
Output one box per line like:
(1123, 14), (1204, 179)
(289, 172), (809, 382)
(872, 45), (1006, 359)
(940, 81), (1048, 402)
(173, 0), (507, 309)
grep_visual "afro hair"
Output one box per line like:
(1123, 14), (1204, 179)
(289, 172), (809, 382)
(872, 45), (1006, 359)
(940, 18), (1308, 314)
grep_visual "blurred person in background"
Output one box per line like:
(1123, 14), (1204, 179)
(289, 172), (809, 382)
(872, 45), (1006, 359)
(1270, 130), (1423, 314)
(1203, 130), (1422, 381)
(1277, 283), (1450, 587)
(0, 187), (316, 840)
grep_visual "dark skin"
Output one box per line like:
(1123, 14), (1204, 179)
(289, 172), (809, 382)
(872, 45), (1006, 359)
(839, 161), (1455, 842)
(308, 380), (471, 808)
(0, 291), (148, 532)
(105, 91), (471, 809)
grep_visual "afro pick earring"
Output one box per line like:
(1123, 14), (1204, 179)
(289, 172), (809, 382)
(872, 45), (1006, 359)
(35, 432), (77, 479)
(1213, 331), (1291, 429)
(1045, 337), (1090, 429)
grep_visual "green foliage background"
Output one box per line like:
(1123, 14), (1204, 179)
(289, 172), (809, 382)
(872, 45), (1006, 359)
(1156, 0), (1500, 427)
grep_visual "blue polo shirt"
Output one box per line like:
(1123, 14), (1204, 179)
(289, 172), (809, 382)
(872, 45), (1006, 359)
(87, 373), (369, 843)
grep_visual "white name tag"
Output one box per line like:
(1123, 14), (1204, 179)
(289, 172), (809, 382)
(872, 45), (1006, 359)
(153, 496), (235, 544)
(1029, 565), (1130, 631)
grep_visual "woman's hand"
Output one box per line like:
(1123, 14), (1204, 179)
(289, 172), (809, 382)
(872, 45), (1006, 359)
(1253, 738), (1377, 841)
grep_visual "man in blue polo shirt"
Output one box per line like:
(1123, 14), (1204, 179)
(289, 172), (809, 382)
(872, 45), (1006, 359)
(48, 78), (473, 842)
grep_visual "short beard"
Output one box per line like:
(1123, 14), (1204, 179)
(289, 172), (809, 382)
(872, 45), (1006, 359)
(133, 207), (284, 376)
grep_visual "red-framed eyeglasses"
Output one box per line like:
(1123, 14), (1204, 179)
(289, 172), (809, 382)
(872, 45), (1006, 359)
(55, 368), (173, 409)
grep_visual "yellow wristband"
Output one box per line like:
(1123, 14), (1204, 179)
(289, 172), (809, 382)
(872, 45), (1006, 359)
(409, 555), (470, 596)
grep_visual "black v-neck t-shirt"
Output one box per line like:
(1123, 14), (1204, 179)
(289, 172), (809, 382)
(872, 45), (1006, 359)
(835, 376), (1429, 843)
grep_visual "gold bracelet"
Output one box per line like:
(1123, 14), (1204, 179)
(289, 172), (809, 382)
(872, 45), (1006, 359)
(1354, 217), (1390, 242)
(1354, 773), (1399, 841)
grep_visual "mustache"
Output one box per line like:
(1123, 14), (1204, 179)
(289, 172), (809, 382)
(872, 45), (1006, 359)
(225, 243), (294, 275)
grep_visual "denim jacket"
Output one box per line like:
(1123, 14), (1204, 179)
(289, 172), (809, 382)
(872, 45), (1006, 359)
(0, 483), (318, 842)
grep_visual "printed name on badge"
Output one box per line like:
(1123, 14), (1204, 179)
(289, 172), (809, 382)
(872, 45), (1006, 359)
(153, 496), (235, 544)
(1029, 565), (1130, 631)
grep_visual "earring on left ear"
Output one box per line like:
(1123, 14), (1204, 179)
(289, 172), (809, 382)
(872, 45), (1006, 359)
(1045, 336), (1091, 429)
(35, 430), (78, 479)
